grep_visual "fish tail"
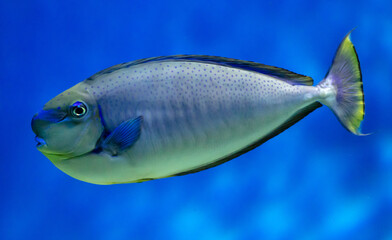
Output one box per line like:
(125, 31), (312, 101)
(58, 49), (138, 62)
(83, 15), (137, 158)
(317, 30), (365, 135)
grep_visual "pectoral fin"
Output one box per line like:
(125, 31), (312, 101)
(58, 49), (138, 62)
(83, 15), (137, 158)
(101, 116), (143, 156)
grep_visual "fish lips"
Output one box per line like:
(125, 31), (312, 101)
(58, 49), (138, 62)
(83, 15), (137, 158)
(34, 135), (63, 156)
(32, 109), (67, 151)
(35, 136), (47, 149)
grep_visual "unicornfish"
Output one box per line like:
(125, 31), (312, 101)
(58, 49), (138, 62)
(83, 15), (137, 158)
(31, 32), (365, 185)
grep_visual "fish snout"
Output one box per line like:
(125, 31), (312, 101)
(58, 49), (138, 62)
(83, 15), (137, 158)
(31, 113), (39, 135)
(31, 109), (67, 135)
(31, 117), (46, 148)
(31, 113), (48, 148)
(31, 112), (46, 136)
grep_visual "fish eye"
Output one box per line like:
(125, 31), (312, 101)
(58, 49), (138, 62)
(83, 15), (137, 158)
(70, 101), (87, 118)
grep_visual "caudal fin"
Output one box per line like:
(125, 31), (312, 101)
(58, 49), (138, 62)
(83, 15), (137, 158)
(318, 31), (365, 135)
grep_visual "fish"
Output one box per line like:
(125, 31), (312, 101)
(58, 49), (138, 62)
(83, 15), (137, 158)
(31, 31), (365, 185)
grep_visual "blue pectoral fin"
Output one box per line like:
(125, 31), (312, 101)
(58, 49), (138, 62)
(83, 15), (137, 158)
(101, 116), (143, 156)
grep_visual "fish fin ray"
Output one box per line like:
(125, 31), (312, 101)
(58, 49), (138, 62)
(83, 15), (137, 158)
(101, 116), (143, 156)
(170, 102), (322, 177)
(318, 31), (365, 135)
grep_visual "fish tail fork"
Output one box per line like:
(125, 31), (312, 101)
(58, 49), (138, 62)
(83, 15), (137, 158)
(317, 31), (365, 135)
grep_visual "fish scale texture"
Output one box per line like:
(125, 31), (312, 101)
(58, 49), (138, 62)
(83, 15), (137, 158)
(60, 60), (313, 183)
(87, 61), (302, 130)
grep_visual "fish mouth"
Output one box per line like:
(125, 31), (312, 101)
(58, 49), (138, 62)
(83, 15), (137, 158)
(35, 136), (47, 148)
(33, 136), (73, 159)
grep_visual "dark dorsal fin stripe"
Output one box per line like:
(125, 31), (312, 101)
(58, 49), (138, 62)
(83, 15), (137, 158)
(86, 55), (313, 86)
(168, 102), (322, 178)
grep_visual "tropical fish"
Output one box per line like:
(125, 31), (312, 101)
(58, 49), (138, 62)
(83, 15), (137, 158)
(31, 32), (365, 185)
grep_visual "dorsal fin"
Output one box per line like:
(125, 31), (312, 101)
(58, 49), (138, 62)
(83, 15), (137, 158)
(86, 55), (313, 86)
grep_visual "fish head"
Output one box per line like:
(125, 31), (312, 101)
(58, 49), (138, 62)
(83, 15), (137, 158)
(31, 83), (103, 160)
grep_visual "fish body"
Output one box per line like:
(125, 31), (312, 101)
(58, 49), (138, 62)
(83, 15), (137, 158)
(32, 32), (365, 184)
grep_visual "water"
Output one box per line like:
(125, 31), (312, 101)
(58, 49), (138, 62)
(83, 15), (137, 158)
(0, 0), (391, 239)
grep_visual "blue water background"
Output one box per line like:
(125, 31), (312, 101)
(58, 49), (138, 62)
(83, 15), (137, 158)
(0, 0), (391, 239)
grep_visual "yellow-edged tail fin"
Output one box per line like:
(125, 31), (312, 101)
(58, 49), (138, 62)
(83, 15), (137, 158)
(318, 31), (365, 135)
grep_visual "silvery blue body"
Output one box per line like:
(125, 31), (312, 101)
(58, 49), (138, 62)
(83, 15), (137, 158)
(32, 33), (364, 185)
(55, 61), (319, 184)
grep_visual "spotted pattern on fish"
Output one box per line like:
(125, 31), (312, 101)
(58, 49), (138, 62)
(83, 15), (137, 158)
(31, 32), (365, 185)
(86, 55), (313, 86)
